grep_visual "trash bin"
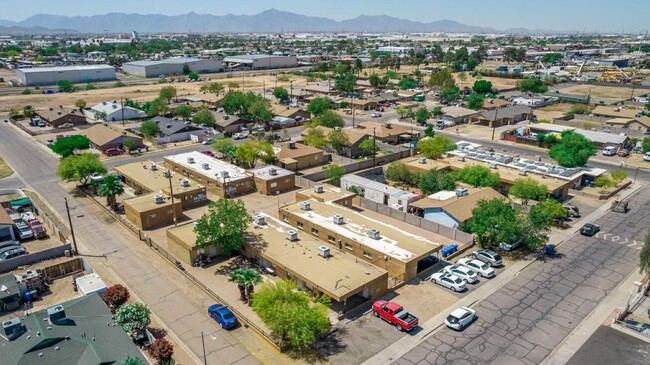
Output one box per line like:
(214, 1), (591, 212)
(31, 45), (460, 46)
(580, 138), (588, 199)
(545, 244), (555, 256)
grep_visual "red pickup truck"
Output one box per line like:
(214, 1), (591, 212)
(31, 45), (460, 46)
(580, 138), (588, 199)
(372, 300), (419, 332)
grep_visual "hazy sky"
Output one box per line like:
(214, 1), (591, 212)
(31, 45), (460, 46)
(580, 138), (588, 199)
(3, 0), (649, 32)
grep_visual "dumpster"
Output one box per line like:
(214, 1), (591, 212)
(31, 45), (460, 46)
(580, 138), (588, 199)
(441, 243), (459, 258)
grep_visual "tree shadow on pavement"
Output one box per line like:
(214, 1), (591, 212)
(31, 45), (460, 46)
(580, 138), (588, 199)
(314, 327), (348, 362)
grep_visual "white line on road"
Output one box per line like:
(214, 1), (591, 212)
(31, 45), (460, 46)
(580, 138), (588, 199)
(603, 233), (611, 240)
(611, 236), (620, 242)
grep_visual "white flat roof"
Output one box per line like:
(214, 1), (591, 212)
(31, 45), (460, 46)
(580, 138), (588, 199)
(19, 65), (115, 73)
(165, 151), (250, 182)
(341, 174), (418, 200)
(250, 165), (294, 181)
(74, 273), (107, 296)
(428, 190), (457, 200)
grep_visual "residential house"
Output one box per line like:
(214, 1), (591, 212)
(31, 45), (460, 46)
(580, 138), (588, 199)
(212, 113), (250, 135)
(396, 90), (419, 101)
(511, 95), (546, 107)
(149, 116), (205, 143)
(271, 105), (311, 122)
(440, 106), (479, 125)
(275, 142), (325, 171)
(83, 123), (145, 152)
(0, 208), (17, 244)
(123, 192), (183, 230)
(2, 294), (145, 364)
(633, 94), (650, 104)
(348, 98), (378, 110)
(528, 123), (630, 149)
(340, 174), (419, 212)
(300, 126), (369, 158)
(356, 121), (417, 144)
(167, 221), (221, 264)
(39, 107), (87, 127)
(304, 84), (337, 96)
(481, 98), (512, 110)
(469, 105), (533, 128)
(0, 273), (20, 312)
(90, 101), (146, 122)
(592, 105), (642, 120)
(410, 188), (506, 228)
(376, 93), (399, 104)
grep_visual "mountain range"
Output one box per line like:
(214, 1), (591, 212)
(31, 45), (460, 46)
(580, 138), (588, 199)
(0, 9), (566, 35)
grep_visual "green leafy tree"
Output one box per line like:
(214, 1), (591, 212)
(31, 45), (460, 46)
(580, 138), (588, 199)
(199, 82), (225, 97)
(187, 71), (199, 80)
(385, 162), (414, 184)
(227, 81), (240, 90)
(415, 107), (430, 123)
(454, 165), (500, 188)
(234, 141), (260, 168)
(312, 110), (344, 128)
(424, 125), (435, 137)
(146, 98), (168, 117)
(354, 58), (363, 75)
(466, 92), (485, 110)
(174, 104), (193, 119)
(643, 137), (650, 153)
(124, 356), (145, 365)
(140, 120), (161, 138)
(98, 175), (125, 209)
(419, 169), (456, 195)
(56, 153), (107, 185)
(529, 199), (567, 228)
(466, 198), (520, 249)
(428, 68), (456, 89)
(441, 86), (460, 101)
(398, 77), (417, 90)
(122, 138), (136, 153)
(303, 127), (328, 148)
(541, 53), (563, 64)
(74, 99), (87, 111)
(417, 136), (456, 159)
(95, 111), (107, 122)
(159, 86), (177, 104)
(509, 178), (548, 205)
(229, 268), (263, 304)
(323, 163), (345, 185)
(369, 73), (381, 89)
(194, 199), (252, 254)
(57, 80), (75, 92)
(472, 80), (493, 94)
(359, 138), (378, 156)
(457, 72), (468, 86)
(23, 105), (37, 120)
(307, 97), (332, 117)
(334, 73), (356, 94)
(640, 231), (650, 274)
(328, 129), (350, 155)
(396, 106), (410, 119)
(549, 130), (595, 167)
(251, 279), (330, 349)
(191, 107), (215, 127)
(50, 135), (90, 157)
(565, 104), (590, 116)
(247, 98), (273, 124)
(593, 176), (616, 188)
(517, 77), (548, 93)
(272, 87), (289, 102)
(8, 108), (19, 119)
(211, 138), (234, 157)
(610, 169), (628, 185)
(431, 106), (443, 118)
(115, 303), (151, 335)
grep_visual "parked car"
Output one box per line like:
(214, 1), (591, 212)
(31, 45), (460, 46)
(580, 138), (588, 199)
(563, 204), (580, 218)
(202, 138), (214, 145)
(442, 265), (478, 284)
(445, 307), (477, 331)
(233, 133), (247, 140)
(372, 300), (419, 332)
(617, 149), (630, 157)
(580, 223), (600, 236)
(27, 219), (47, 239)
(371, 112), (382, 118)
(430, 272), (466, 292)
(14, 221), (34, 240)
(58, 123), (74, 129)
(89, 173), (103, 183)
(375, 107), (385, 112)
(0, 246), (26, 261)
(38, 121), (46, 127)
(602, 146), (617, 156)
(499, 238), (523, 252)
(207, 304), (239, 329)
(103, 148), (124, 156)
(644, 152), (650, 162)
(201, 150), (215, 157)
(457, 258), (496, 278)
(471, 249), (503, 267)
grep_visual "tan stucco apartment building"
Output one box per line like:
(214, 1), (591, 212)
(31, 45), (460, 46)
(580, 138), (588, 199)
(124, 193), (183, 230)
(249, 165), (296, 195)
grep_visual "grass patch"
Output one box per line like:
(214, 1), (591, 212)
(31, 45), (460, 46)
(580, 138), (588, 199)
(0, 156), (13, 178)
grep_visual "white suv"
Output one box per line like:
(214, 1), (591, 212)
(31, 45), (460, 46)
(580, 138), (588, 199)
(644, 152), (650, 162)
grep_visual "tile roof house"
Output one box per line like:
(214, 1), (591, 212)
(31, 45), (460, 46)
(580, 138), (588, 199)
(2, 293), (145, 365)
(275, 142), (325, 171)
(592, 105), (642, 119)
(470, 105), (533, 128)
(440, 106), (479, 124)
(356, 121), (417, 144)
(212, 113), (251, 134)
(83, 123), (145, 152)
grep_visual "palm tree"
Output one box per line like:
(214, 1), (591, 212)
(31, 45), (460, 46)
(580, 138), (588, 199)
(228, 268), (263, 304)
(98, 175), (125, 210)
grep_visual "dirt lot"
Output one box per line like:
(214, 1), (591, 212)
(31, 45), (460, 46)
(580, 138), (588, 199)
(454, 74), (520, 91)
(0, 73), (303, 113)
(560, 84), (646, 102)
(535, 102), (575, 121)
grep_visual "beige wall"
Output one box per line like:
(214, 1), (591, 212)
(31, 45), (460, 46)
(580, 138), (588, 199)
(125, 201), (183, 230)
(255, 175), (296, 195)
(163, 159), (256, 198)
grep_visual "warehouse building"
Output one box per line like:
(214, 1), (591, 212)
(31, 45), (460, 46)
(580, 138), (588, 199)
(15, 64), (116, 86)
(222, 55), (298, 70)
(122, 58), (223, 77)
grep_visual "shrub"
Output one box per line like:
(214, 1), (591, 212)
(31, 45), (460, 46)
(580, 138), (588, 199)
(103, 284), (130, 307)
(148, 338), (174, 361)
(593, 176), (616, 188)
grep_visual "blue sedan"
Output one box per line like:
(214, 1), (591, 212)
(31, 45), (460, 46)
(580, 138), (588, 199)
(207, 304), (238, 329)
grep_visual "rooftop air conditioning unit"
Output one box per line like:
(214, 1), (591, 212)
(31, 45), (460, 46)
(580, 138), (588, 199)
(150, 163), (158, 171)
(317, 245), (330, 258)
(418, 157), (427, 164)
(456, 187), (469, 197)
(153, 194), (164, 204)
(2, 318), (25, 341)
(269, 168), (278, 176)
(193, 221), (200, 229)
(180, 178), (190, 187)
(47, 305), (66, 324)
(202, 163), (210, 170)
(254, 214), (266, 225)
(187, 157), (195, 164)
(489, 162), (497, 169)
(519, 169), (527, 176)
(314, 185), (324, 193)
(221, 171), (229, 179)
(162, 170), (171, 178)
(333, 214), (344, 225)
(458, 155), (465, 162)
(385, 122), (392, 128)
(300, 201), (311, 211)
(286, 230), (298, 241)
(367, 228), (381, 240)
(288, 142), (296, 149)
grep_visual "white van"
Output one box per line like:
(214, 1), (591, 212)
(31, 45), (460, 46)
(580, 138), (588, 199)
(602, 146), (617, 156)
(644, 152), (650, 162)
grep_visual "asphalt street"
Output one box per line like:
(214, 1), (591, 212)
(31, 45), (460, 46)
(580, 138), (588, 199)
(392, 186), (650, 365)
(0, 122), (264, 364)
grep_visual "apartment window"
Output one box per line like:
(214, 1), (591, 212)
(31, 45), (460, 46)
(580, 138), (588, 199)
(148, 214), (157, 219)
(328, 235), (335, 243)
(297, 221), (304, 229)
(311, 228), (319, 236)
(167, 209), (173, 214)
(270, 182), (278, 188)
(363, 251), (373, 259)
(344, 243), (353, 251)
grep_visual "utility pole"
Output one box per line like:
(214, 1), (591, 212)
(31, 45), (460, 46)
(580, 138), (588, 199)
(167, 171), (177, 226)
(263, 80), (266, 99)
(290, 81), (293, 103)
(64, 197), (79, 255)
(120, 98), (125, 127)
(372, 128), (376, 167)
(201, 331), (207, 365)
(491, 105), (500, 141)
(351, 93), (356, 128)
(242, 73), (245, 91)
